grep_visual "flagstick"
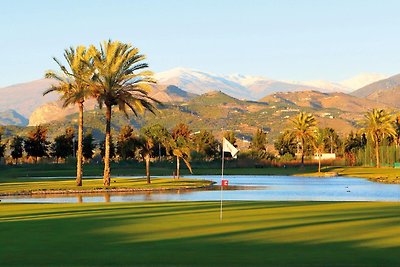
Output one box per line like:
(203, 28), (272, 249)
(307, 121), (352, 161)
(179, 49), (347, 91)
(220, 142), (224, 221)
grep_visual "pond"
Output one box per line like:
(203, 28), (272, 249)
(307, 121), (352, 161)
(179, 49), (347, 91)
(1, 175), (400, 203)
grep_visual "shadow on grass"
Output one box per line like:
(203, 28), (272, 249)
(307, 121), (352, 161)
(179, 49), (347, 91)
(0, 202), (399, 266)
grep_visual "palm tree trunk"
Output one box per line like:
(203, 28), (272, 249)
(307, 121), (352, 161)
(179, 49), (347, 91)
(375, 139), (380, 168)
(158, 143), (161, 161)
(76, 102), (84, 186)
(300, 140), (305, 167)
(318, 151), (321, 173)
(176, 156), (180, 179)
(103, 104), (112, 186)
(145, 154), (151, 184)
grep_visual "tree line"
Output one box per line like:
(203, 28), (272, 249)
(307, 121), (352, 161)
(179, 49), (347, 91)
(0, 107), (398, 178)
(274, 109), (400, 170)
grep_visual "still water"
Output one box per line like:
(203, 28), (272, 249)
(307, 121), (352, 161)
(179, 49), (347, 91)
(1, 175), (400, 203)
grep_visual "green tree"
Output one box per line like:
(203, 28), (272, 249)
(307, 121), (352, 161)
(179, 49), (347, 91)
(223, 131), (237, 147)
(51, 127), (74, 163)
(344, 131), (366, 166)
(116, 125), (136, 160)
(364, 109), (396, 168)
(135, 134), (155, 184)
(0, 131), (6, 162)
(10, 136), (24, 164)
(51, 136), (70, 163)
(90, 40), (159, 186)
(170, 123), (193, 178)
(322, 127), (341, 154)
(274, 130), (297, 157)
(192, 130), (219, 160)
(142, 124), (170, 161)
(313, 128), (325, 173)
(290, 112), (317, 166)
(44, 46), (93, 186)
(24, 126), (49, 163)
(82, 132), (96, 161)
(250, 128), (268, 152)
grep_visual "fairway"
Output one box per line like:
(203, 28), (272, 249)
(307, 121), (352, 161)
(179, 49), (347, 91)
(1, 201), (399, 266)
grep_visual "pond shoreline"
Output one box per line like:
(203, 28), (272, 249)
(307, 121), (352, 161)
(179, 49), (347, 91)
(0, 184), (269, 197)
(0, 184), (219, 197)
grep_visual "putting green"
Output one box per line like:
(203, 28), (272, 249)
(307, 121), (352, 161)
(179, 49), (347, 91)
(1, 201), (399, 266)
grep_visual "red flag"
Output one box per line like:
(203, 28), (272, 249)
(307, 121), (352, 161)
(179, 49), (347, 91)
(221, 180), (229, 186)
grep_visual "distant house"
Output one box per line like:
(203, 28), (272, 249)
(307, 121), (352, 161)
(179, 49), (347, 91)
(313, 153), (336, 160)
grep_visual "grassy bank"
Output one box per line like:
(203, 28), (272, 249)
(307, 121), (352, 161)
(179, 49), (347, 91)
(1, 162), (400, 183)
(1, 201), (399, 266)
(308, 166), (400, 184)
(0, 177), (213, 196)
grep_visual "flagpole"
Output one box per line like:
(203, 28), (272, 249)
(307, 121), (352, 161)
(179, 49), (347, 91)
(220, 139), (224, 221)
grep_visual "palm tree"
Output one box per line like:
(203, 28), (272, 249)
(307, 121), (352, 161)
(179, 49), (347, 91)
(136, 134), (154, 184)
(290, 112), (317, 166)
(313, 128), (325, 173)
(90, 40), (159, 186)
(364, 109), (396, 168)
(143, 124), (170, 161)
(170, 123), (193, 179)
(44, 46), (92, 186)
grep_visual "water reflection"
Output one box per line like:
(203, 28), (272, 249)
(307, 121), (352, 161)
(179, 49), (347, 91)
(1, 175), (400, 203)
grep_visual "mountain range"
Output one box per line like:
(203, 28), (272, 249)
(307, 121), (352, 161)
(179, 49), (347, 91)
(0, 67), (396, 128)
(155, 67), (388, 100)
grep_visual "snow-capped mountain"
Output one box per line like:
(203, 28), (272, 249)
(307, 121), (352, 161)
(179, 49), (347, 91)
(340, 73), (389, 90)
(155, 67), (249, 99)
(155, 67), (367, 100)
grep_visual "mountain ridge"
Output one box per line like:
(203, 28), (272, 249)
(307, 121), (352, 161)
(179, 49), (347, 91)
(0, 67), (392, 125)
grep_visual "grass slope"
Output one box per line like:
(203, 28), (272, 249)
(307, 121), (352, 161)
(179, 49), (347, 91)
(1, 202), (399, 266)
(0, 178), (213, 196)
(2, 163), (400, 183)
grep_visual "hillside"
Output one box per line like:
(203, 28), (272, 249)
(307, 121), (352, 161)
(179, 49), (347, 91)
(4, 89), (396, 145)
(351, 73), (400, 98)
(0, 79), (57, 117)
(260, 91), (391, 113)
(27, 84), (197, 126)
(0, 68), (389, 123)
(0, 110), (28, 126)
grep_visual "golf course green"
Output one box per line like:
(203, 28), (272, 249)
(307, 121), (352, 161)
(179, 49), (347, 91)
(1, 201), (399, 266)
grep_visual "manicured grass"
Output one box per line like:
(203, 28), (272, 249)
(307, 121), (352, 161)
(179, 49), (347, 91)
(2, 163), (400, 185)
(0, 162), (323, 179)
(314, 166), (400, 184)
(0, 177), (213, 196)
(0, 201), (399, 266)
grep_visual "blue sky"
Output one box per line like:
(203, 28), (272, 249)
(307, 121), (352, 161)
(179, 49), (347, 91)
(0, 0), (399, 87)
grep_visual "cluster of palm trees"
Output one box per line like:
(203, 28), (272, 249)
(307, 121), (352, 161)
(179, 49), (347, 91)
(289, 109), (397, 170)
(45, 40), (159, 186)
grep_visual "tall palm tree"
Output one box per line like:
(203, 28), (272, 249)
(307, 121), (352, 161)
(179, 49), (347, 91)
(313, 128), (325, 173)
(44, 46), (92, 186)
(290, 112), (317, 166)
(170, 123), (193, 179)
(136, 134), (154, 184)
(364, 109), (396, 168)
(90, 40), (159, 186)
